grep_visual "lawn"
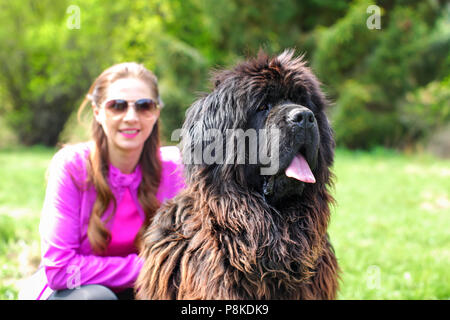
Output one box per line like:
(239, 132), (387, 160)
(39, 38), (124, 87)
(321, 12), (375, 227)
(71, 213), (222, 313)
(0, 146), (56, 299)
(0, 146), (448, 299)
(329, 148), (450, 299)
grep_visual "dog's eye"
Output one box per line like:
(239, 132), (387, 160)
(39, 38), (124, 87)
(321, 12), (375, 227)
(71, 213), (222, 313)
(258, 105), (269, 112)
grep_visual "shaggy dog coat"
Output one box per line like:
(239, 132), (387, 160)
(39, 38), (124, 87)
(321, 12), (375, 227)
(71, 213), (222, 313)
(136, 50), (339, 299)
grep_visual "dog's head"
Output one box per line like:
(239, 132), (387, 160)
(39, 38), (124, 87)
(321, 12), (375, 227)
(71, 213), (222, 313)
(181, 49), (335, 206)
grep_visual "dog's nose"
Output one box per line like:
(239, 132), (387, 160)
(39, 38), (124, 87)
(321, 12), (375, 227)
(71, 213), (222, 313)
(287, 107), (316, 128)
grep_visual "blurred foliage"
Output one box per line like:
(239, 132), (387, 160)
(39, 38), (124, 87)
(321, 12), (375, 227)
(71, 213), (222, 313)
(332, 80), (403, 149)
(0, 215), (16, 244)
(314, 0), (450, 151)
(314, 0), (381, 96)
(0, 0), (448, 152)
(399, 77), (450, 142)
(426, 124), (450, 158)
(0, 0), (131, 145)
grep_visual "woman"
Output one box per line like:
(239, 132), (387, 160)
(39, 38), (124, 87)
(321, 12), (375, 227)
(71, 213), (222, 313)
(19, 62), (185, 300)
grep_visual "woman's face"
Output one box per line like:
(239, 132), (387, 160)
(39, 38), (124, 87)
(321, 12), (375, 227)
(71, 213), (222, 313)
(93, 77), (160, 159)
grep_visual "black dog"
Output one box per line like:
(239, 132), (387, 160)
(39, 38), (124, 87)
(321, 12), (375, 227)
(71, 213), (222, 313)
(136, 49), (339, 299)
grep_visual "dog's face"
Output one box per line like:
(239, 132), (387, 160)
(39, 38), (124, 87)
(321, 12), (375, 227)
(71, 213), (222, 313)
(181, 50), (334, 206)
(245, 99), (321, 204)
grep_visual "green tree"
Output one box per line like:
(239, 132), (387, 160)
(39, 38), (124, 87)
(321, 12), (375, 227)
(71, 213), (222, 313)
(314, 0), (449, 149)
(0, 0), (130, 145)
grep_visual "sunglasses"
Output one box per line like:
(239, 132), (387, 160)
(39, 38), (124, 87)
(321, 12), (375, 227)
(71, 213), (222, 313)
(103, 98), (159, 116)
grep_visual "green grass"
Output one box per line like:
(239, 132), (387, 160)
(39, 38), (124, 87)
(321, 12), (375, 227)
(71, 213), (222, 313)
(329, 148), (450, 299)
(0, 146), (448, 299)
(0, 146), (56, 300)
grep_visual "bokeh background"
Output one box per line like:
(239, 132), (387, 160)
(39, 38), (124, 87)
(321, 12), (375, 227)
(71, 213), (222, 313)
(0, 0), (449, 299)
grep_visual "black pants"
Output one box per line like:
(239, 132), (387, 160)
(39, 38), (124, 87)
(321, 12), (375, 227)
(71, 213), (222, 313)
(48, 285), (134, 300)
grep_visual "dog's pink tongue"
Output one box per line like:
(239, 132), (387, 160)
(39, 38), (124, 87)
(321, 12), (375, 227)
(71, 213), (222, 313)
(285, 154), (316, 183)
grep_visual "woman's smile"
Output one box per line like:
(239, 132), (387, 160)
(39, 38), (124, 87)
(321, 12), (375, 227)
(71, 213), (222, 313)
(119, 128), (140, 138)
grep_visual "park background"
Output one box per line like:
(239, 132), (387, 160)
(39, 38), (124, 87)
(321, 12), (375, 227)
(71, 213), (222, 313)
(0, 0), (449, 299)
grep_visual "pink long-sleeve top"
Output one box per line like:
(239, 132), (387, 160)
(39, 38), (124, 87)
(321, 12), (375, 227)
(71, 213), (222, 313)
(19, 142), (185, 300)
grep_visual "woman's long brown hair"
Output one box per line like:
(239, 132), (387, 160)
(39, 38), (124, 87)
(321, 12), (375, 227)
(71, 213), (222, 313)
(77, 62), (162, 255)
